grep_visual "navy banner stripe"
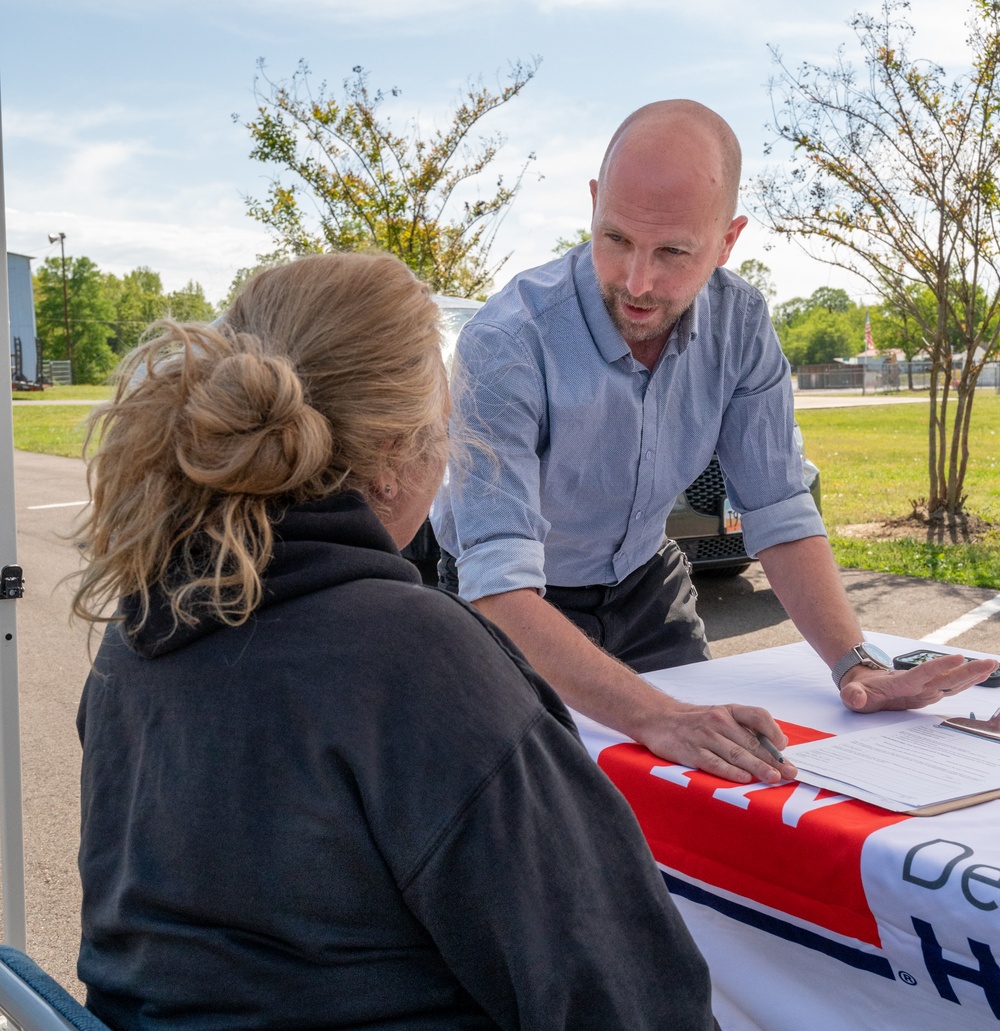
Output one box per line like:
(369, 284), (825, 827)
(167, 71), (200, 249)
(663, 871), (896, 980)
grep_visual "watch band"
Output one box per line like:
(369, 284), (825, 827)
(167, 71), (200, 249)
(832, 642), (893, 689)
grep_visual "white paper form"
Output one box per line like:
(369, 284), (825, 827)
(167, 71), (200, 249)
(783, 715), (1000, 811)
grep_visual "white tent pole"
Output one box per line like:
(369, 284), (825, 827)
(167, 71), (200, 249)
(0, 72), (28, 951)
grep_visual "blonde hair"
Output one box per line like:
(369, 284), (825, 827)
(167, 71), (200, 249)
(73, 251), (445, 632)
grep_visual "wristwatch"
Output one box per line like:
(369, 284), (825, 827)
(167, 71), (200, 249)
(831, 642), (893, 689)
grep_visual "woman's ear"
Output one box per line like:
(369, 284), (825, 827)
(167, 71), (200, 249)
(379, 467), (400, 502)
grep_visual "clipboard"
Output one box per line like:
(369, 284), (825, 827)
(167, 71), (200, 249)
(783, 713), (1000, 817)
(939, 715), (1000, 743)
(902, 788), (1000, 817)
(904, 715), (1000, 814)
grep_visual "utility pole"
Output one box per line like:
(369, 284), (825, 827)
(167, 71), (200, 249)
(47, 231), (70, 365)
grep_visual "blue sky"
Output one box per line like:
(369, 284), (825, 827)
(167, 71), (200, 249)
(0, 0), (976, 306)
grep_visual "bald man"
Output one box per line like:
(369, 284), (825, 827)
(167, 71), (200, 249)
(432, 100), (997, 782)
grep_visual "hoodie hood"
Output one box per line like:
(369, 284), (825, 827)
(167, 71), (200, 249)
(122, 491), (420, 659)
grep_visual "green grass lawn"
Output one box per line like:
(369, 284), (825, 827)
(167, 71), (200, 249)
(12, 405), (95, 458)
(11, 384), (109, 458)
(11, 386), (1000, 586)
(12, 384), (111, 402)
(797, 392), (1000, 588)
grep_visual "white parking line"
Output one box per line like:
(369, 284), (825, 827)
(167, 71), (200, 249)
(26, 501), (89, 510)
(923, 595), (1000, 644)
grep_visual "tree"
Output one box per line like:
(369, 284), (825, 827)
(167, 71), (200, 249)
(237, 60), (540, 299)
(773, 287), (862, 367)
(735, 258), (776, 303)
(784, 309), (848, 367)
(752, 0), (1000, 519)
(34, 256), (117, 383)
(104, 267), (166, 355)
(102, 268), (218, 356)
(164, 280), (217, 323)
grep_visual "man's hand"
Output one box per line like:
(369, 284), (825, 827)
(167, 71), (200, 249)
(633, 700), (797, 785)
(838, 653), (1000, 712)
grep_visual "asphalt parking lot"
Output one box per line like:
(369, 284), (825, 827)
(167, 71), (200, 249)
(2, 446), (999, 998)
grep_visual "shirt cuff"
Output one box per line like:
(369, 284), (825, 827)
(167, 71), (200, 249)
(455, 538), (547, 603)
(741, 494), (827, 558)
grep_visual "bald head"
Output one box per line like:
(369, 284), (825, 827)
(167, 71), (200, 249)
(597, 100), (742, 220)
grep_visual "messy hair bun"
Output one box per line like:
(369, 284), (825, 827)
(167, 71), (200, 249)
(175, 348), (332, 496)
(73, 252), (443, 632)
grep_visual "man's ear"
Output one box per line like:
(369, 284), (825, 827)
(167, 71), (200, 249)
(716, 215), (748, 267)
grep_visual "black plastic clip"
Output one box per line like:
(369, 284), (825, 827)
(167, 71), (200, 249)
(0, 566), (25, 600)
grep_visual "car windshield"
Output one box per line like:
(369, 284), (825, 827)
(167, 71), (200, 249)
(435, 298), (483, 368)
(440, 307), (478, 345)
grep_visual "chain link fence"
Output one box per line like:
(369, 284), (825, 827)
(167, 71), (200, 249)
(797, 360), (1000, 394)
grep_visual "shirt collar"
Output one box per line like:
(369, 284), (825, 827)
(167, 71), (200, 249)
(573, 243), (703, 365)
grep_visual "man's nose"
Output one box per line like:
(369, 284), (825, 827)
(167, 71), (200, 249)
(625, 253), (654, 298)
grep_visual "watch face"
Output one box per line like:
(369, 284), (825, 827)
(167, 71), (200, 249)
(859, 643), (892, 668)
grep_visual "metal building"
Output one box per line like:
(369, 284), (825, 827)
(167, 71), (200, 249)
(6, 252), (38, 385)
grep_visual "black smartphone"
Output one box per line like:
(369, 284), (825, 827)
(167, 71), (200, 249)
(893, 648), (1000, 687)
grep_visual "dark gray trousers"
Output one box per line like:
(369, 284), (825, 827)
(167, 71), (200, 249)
(438, 540), (710, 674)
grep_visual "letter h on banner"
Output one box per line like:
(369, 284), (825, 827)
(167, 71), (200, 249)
(912, 917), (1000, 1018)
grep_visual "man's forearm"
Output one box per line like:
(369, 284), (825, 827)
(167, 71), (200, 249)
(472, 589), (677, 737)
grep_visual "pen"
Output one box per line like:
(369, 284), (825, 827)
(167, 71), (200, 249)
(756, 733), (785, 764)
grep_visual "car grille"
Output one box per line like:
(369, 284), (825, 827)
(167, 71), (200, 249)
(684, 456), (727, 516)
(677, 533), (748, 562)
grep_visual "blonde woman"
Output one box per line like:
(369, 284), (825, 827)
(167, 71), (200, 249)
(74, 252), (718, 1031)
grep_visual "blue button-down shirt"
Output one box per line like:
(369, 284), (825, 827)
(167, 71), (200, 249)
(432, 244), (825, 602)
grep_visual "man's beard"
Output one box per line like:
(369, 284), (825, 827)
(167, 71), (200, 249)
(600, 284), (687, 344)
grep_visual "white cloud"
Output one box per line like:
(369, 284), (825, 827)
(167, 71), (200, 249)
(7, 200), (274, 304)
(4, 0), (986, 310)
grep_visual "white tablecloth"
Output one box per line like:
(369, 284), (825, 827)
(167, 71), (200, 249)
(574, 632), (1000, 1031)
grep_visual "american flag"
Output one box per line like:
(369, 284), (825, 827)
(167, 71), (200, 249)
(864, 312), (875, 352)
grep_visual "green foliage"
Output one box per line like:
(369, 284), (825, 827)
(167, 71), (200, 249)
(772, 286), (867, 366)
(164, 280), (216, 323)
(552, 229), (591, 256)
(103, 267), (166, 355)
(73, 333), (118, 386)
(238, 60), (540, 298)
(753, 1), (1000, 514)
(102, 268), (217, 354)
(782, 308), (854, 366)
(37, 258), (220, 385)
(877, 280), (1000, 361)
(735, 259), (776, 303)
(34, 256), (117, 384)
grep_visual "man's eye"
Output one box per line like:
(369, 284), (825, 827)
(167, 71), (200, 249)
(663, 247), (685, 256)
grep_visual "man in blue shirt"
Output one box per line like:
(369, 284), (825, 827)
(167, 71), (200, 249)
(433, 100), (997, 782)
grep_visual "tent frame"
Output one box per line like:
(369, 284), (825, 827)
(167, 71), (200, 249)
(0, 73), (29, 951)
